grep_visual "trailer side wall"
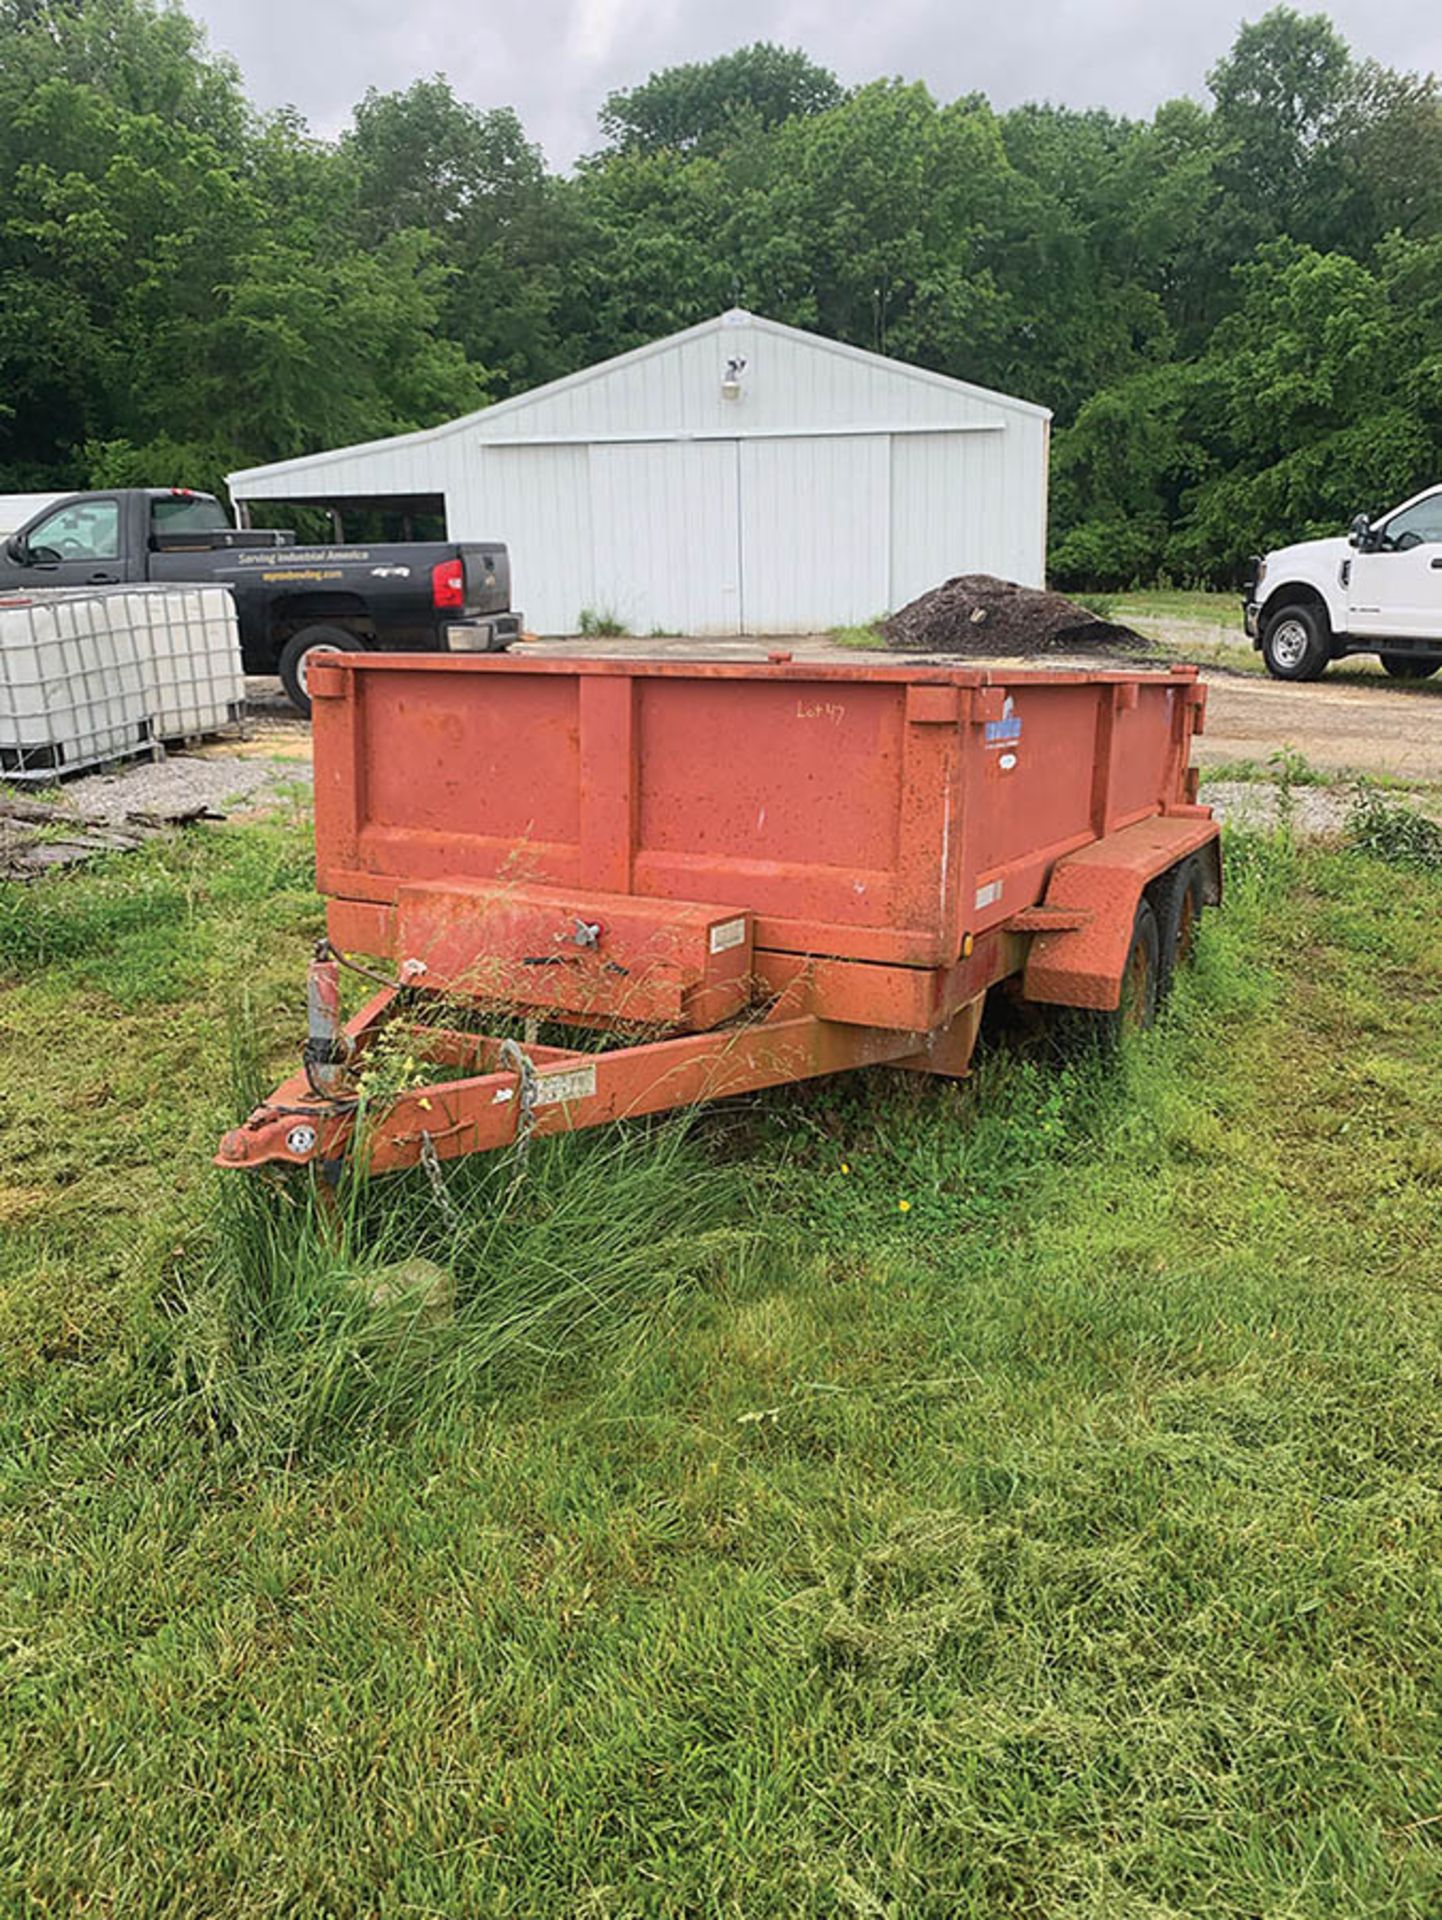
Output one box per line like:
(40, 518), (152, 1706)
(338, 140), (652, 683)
(311, 655), (1204, 970)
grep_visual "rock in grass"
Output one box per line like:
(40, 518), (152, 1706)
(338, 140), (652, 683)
(353, 1257), (456, 1326)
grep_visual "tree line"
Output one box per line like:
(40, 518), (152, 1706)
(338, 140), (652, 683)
(2, 0), (1440, 587)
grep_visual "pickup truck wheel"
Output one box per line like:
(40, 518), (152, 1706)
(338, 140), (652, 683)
(1150, 855), (1206, 1001)
(1261, 603), (1330, 681)
(279, 625), (360, 717)
(1380, 654), (1442, 681)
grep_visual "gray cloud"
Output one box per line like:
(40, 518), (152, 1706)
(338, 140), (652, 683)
(188, 0), (1442, 166)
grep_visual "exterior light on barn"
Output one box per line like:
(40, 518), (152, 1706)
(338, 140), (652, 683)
(722, 355), (747, 399)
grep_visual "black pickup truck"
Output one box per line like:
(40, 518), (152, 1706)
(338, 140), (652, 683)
(0, 488), (520, 713)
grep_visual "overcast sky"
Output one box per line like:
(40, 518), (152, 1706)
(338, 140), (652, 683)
(186, 0), (1442, 167)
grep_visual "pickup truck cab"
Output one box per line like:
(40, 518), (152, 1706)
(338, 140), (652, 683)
(0, 488), (520, 713)
(1244, 485), (1442, 681)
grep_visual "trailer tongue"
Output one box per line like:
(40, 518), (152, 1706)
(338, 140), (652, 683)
(217, 653), (1219, 1180)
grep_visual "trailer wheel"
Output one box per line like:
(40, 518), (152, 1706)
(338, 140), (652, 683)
(1261, 603), (1329, 681)
(1380, 654), (1442, 681)
(1051, 897), (1160, 1058)
(1116, 897), (1161, 1032)
(279, 625), (361, 718)
(1150, 855), (1206, 1000)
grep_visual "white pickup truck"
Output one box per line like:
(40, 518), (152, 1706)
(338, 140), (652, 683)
(1244, 484), (1442, 681)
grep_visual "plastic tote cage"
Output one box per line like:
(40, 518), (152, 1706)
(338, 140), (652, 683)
(112, 584), (245, 742)
(0, 584), (244, 780)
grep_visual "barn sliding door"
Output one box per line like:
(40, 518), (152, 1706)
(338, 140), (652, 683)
(738, 435), (890, 632)
(586, 434), (890, 634)
(588, 441), (741, 635)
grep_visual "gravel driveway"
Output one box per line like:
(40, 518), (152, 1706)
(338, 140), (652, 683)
(27, 677), (310, 827)
(61, 749), (310, 826)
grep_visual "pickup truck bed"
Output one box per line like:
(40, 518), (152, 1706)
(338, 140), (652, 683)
(0, 488), (520, 712)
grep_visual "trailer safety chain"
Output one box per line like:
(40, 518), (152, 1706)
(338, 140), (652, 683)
(255, 1096), (362, 1118)
(418, 1130), (461, 1229)
(498, 1038), (539, 1170)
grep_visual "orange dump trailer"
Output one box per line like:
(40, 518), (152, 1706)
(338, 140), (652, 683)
(218, 653), (1220, 1178)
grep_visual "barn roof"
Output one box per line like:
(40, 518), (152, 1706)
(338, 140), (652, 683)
(227, 309), (1050, 493)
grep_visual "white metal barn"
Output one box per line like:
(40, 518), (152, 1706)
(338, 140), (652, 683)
(0, 494), (65, 538)
(227, 310), (1051, 636)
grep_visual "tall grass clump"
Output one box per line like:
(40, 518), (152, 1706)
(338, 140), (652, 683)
(1209, 818), (1299, 930)
(828, 616), (888, 649)
(577, 606), (628, 637)
(171, 1016), (763, 1462)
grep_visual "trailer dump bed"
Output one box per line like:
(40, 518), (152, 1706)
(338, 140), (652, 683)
(219, 653), (1220, 1178)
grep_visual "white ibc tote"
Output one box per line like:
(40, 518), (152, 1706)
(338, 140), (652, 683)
(117, 584), (245, 740)
(0, 593), (152, 779)
(0, 584), (244, 781)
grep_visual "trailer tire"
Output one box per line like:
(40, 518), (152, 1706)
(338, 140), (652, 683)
(1261, 602), (1329, 681)
(279, 625), (361, 718)
(1380, 654), (1442, 681)
(1052, 897), (1160, 1058)
(1150, 855), (1206, 1000)
(1116, 897), (1160, 1033)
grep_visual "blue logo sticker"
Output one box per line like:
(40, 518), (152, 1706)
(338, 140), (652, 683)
(985, 695), (1022, 746)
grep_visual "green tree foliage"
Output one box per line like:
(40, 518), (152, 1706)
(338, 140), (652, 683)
(1208, 7), (1354, 242)
(1051, 238), (1441, 586)
(597, 43), (843, 154)
(1048, 7), (1442, 581)
(0, 0), (487, 492)
(1, 1), (1440, 581)
(342, 80), (568, 392)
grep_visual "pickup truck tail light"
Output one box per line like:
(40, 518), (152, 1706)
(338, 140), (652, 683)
(431, 559), (465, 610)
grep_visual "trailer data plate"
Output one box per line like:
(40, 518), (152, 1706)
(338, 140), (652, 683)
(534, 1064), (597, 1107)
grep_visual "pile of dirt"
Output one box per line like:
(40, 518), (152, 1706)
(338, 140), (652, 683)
(880, 574), (1153, 659)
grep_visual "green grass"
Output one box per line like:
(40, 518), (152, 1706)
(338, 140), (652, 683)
(829, 617), (887, 650)
(1347, 783), (1442, 870)
(1113, 588), (1247, 630)
(1108, 590), (1263, 676)
(4, 817), (1442, 1915)
(1202, 757), (1442, 803)
(577, 607), (629, 637)
(1199, 753), (1334, 787)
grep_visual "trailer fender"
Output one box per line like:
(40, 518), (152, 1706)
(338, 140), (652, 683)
(1020, 814), (1221, 1010)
